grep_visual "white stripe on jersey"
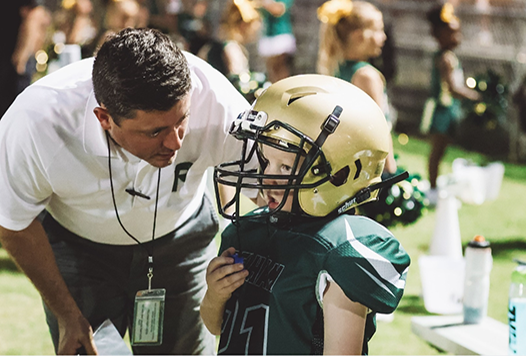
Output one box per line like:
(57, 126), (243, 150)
(345, 220), (406, 290)
(356, 264), (395, 298)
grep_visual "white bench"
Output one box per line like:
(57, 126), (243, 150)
(411, 315), (508, 355)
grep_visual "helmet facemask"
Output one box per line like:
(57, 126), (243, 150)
(214, 108), (335, 220)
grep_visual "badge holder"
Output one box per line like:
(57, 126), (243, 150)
(131, 260), (165, 346)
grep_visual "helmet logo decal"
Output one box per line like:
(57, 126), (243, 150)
(354, 159), (362, 179)
(286, 92), (317, 106)
(330, 165), (350, 187)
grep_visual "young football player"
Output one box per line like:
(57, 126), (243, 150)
(200, 74), (411, 354)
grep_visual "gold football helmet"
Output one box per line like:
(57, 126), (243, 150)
(215, 74), (407, 218)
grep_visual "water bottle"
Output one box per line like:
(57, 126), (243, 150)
(509, 260), (526, 355)
(463, 235), (492, 324)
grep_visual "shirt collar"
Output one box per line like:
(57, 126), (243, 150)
(82, 91), (141, 163)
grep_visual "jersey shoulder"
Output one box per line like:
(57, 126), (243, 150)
(320, 215), (411, 313)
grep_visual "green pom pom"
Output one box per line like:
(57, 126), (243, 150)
(359, 168), (427, 228)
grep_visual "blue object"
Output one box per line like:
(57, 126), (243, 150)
(231, 253), (244, 264)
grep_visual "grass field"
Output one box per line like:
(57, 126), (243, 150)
(1, 134), (525, 355)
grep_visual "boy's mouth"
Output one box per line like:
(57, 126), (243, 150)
(266, 193), (281, 210)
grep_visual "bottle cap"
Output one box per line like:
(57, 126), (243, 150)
(467, 235), (490, 248)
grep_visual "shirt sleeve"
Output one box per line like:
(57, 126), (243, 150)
(185, 52), (258, 198)
(0, 101), (53, 230)
(321, 217), (410, 313)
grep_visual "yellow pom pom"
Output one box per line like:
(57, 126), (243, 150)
(317, 0), (353, 25)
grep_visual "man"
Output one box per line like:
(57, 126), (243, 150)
(0, 28), (251, 354)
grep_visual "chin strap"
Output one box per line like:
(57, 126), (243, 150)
(336, 171), (410, 215)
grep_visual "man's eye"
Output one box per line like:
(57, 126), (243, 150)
(150, 130), (161, 137)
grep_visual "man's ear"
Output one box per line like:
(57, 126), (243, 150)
(93, 106), (113, 131)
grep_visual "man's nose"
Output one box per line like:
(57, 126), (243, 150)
(164, 126), (184, 151)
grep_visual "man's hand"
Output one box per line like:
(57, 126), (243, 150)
(57, 312), (98, 355)
(0, 220), (97, 355)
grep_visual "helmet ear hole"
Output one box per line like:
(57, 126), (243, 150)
(330, 165), (350, 187)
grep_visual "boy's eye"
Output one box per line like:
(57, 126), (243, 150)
(281, 164), (292, 173)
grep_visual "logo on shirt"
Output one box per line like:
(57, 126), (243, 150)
(240, 251), (285, 292)
(172, 162), (193, 192)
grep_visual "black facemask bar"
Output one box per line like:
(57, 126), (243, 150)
(214, 117), (333, 221)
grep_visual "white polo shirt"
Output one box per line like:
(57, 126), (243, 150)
(0, 52), (250, 245)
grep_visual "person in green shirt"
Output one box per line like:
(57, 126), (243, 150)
(256, 0), (295, 83)
(421, 2), (481, 206)
(200, 74), (410, 354)
(317, 0), (397, 174)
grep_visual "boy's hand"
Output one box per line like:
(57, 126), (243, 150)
(205, 247), (248, 303)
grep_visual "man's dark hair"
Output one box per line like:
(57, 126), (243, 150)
(92, 28), (191, 123)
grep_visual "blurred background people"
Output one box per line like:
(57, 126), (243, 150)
(256, 0), (295, 83)
(1, 0), (51, 118)
(197, 0), (261, 77)
(102, 0), (142, 37)
(317, 0), (397, 174)
(421, 2), (481, 206)
(176, 0), (212, 54)
(53, 0), (97, 51)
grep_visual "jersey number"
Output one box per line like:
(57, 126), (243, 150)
(219, 301), (269, 355)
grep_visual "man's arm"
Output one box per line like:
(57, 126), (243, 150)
(0, 220), (98, 355)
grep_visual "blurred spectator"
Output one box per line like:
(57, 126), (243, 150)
(54, 0), (97, 48)
(83, 0), (142, 56)
(177, 0), (212, 54)
(197, 0), (261, 76)
(421, 2), (481, 205)
(104, 0), (141, 33)
(317, 0), (397, 174)
(1, 0), (51, 118)
(256, 0), (296, 83)
(147, 0), (182, 35)
(136, 0), (151, 28)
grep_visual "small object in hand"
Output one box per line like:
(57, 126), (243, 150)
(231, 253), (244, 264)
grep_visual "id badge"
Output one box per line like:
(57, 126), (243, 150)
(131, 288), (166, 346)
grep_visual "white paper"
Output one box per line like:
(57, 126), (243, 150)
(93, 319), (132, 355)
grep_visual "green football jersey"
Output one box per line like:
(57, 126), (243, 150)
(217, 208), (410, 355)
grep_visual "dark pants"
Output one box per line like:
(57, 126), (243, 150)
(42, 195), (218, 355)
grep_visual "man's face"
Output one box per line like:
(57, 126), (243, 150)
(95, 96), (191, 168)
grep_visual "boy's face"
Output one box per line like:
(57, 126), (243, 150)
(261, 144), (304, 213)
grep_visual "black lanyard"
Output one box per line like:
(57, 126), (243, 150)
(106, 131), (161, 289)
